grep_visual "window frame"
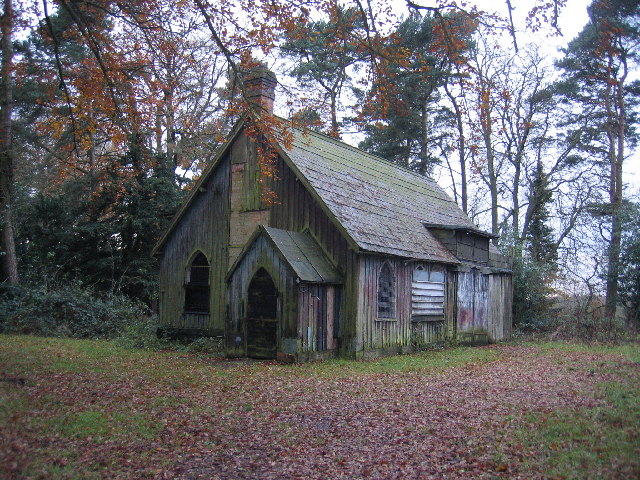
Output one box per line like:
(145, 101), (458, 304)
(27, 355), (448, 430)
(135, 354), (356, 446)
(377, 262), (396, 319)
(411, 264), (446, 322)
(184, 251), (211, 314)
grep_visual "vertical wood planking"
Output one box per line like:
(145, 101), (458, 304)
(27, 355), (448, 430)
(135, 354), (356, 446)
(158, 155), (230, 334)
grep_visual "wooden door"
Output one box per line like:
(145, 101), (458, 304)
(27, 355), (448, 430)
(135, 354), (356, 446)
(246, 268), (278, 359)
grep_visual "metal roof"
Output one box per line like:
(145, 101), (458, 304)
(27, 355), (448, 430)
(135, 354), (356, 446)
(281, 128), (485, 263)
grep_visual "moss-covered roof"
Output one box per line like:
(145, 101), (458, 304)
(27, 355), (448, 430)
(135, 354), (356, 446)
(227, 226), (342, 284)
(154, 117), (490, 264)
(281, 128), (483, 263)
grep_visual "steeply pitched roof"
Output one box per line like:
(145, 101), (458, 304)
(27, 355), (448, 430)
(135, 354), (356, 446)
(280, 128), (483, 263)
(228, 226), (342, 284)
(154, 117), (490, 264)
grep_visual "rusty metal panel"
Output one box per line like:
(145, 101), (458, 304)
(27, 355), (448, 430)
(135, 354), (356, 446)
(456, 269), (491, 344)
(456, 271), (476, 333)
(474, 273), (489, 331)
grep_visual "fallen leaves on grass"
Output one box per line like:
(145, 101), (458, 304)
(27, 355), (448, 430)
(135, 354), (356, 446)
(0, 339), (638, 479)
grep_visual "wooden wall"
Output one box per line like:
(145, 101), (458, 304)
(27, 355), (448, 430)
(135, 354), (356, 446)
(226, 234), (341, 359)
(158, 155), (231, 335)
(356, 256), (454, 358)
(158, 127), (512, 356)
(226, 235), (299, 357)
(297, 284), (340, 358)
(269, 156), (358, 357)
(487, 273), (513, 341)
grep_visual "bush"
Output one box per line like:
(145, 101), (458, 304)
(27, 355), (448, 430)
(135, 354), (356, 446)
(0, 282), (147, 339)
(115, 314), (171, 350)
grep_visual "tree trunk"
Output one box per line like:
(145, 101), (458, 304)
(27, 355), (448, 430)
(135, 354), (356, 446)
(444, 84), (467, 213)
(330, 92), (339, 139)
(605, 52), (626, 324)
(0, 0), (18, 285)
(480, 82), (499, 243)
(420, 100), (429, 174)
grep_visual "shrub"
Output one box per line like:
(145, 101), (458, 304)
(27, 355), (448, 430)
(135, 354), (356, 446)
(0, 282), (147, 339)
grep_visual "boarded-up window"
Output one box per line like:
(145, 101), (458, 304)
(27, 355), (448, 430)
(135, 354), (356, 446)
(412, 265), (445, 319)
(184, 252), (210, 313)
(378, 263), (396, 318)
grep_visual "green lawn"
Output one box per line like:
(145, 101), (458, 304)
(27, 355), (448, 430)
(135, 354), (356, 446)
(1, 335), (638, 479)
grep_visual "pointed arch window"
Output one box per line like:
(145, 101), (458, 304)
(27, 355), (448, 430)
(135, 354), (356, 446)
(377, 262), (396, 318)
(184, 252), (210, 313)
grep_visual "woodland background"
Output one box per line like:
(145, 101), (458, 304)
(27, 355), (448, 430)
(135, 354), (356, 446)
(0, 0), (638, 343)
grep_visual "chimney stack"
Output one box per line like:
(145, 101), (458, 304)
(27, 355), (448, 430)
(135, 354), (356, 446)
(244, 66), (277, 114)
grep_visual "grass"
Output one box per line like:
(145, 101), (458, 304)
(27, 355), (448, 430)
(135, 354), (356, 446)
(291, 345), (501, 377)
(532, 340), (640, 363)
(514, 382), (639, 478)
(1, 334), (638, 479)
(510, 346), (640, 479)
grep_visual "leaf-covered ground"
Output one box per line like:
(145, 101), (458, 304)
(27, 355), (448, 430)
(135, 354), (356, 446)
(1, 336), (638, 479)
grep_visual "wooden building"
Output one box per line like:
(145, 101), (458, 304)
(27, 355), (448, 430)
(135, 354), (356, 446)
(152, 73), (512, 361)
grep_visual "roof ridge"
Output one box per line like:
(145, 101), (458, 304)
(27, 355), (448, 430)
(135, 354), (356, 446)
(283, 120), (441, 183)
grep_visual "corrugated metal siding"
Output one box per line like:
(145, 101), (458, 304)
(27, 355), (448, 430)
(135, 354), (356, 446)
(456, 270), (489, 344)
(158, 155), (230, 333)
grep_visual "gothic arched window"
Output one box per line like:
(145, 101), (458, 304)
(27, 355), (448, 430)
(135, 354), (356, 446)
(377, 262), (396, 318)
(184, 252), (210, 313)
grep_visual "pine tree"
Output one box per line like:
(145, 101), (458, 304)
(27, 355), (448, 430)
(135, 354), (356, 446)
(357, 12), (473, 174)
(526, 161), (557, 267)
(555, 0), (640, 322)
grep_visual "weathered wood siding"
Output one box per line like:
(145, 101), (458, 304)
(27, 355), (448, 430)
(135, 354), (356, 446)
(297, 284), (340, 357)
(356, 256), (453, 357)
(227, 235), (298, 357)
(158, 155), (230, 334)
(428, 229), (489, 265)
(488, 273), (512, 341)
(226, 234), (341, 359)
(269, 156), (357, 357)
(456, 269), (489, 344)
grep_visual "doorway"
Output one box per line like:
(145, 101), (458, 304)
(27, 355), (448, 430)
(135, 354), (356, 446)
(246, 268), (278, 359)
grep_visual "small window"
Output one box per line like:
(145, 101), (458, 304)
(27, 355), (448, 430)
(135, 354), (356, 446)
(378, 263), (396, 318)
(412, 264), (445, 319)
(184, 252), (210, 313)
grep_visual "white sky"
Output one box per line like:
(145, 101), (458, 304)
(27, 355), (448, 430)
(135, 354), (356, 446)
(387, 0), (639, 196)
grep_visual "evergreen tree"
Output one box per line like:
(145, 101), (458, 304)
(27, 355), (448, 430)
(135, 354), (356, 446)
(357, 12), (471, 174)
(512, 161), (558, 329)
(281, 6), (364, 137)
(555, 0), (640, 321)
(16, 141), (183, 304)
(525, 161), (557, 267)
(619, 201), (640, 329)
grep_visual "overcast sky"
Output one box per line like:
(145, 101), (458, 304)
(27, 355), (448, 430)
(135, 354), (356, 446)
(392, 0), (639, 194)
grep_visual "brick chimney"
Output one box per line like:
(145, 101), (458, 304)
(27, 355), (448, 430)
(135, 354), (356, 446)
(244, 66), (277, 114)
